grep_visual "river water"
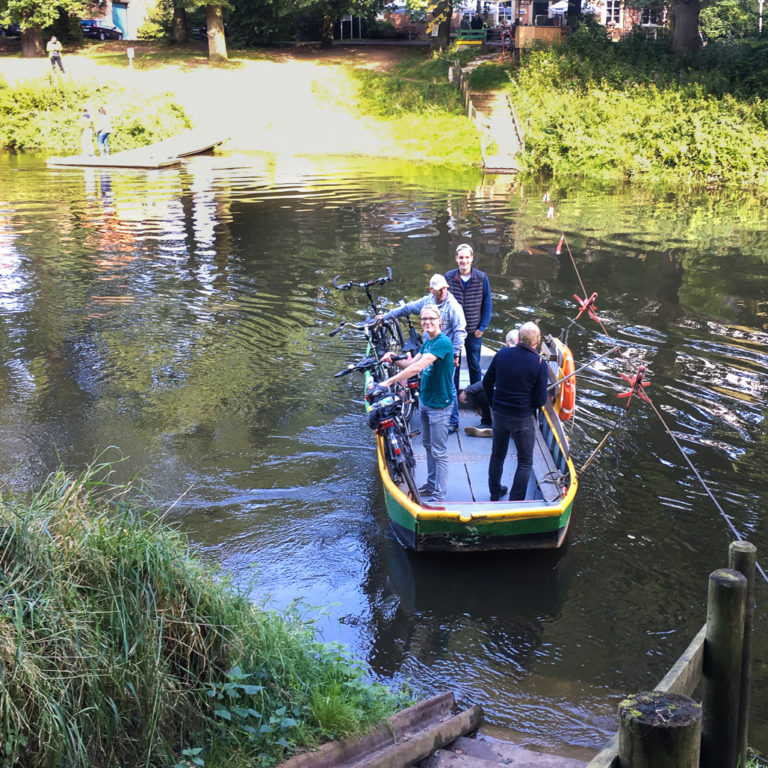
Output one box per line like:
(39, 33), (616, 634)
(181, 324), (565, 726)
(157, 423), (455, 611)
(1, 152), (766, 758)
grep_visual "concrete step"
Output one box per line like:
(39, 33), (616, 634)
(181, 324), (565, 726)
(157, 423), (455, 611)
(420, 735), (589, 768)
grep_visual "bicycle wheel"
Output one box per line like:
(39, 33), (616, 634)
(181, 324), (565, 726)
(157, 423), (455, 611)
(376, 319), (405, 358)
(400, 459), (421, 503)
(393, 421), (416, 470)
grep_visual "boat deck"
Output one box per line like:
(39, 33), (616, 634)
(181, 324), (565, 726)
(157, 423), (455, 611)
(409, 407), (564, 509)
(406, 344), (567, 509)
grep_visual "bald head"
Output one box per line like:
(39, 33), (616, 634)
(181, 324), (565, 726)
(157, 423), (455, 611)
(518, 322), (540, 348)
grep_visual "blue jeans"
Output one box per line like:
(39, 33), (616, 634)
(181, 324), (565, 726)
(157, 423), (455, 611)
(488, 410), (536, 501)
(452, 334), (482, 425)
(449, 379), (459, 428)
(421, 402), (451, 499)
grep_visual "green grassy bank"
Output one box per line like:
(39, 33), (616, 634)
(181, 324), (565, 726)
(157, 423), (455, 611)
(0, 76), (189, 153)
(463, 24), (768, 186)
(0, 460), (409, 768)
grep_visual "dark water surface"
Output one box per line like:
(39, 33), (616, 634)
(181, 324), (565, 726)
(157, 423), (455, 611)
(1, 152), (767, 757)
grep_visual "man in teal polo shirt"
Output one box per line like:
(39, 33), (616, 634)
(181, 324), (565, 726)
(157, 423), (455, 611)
(381, 306), (454, 503)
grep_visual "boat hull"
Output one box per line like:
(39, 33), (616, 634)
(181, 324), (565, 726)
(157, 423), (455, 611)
(375, 403), (577, 553)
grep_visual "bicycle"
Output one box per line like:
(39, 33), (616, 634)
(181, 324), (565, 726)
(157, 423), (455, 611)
(334, 355), (421, 504)
(329, 267), (405, 360)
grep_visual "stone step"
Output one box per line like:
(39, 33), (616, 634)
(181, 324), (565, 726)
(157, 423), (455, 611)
(420, 735), (589, 768)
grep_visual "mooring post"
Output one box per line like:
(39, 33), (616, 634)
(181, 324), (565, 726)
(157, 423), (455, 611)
(728, 540), (756, 768)
(701, 567), (747, 768)
(618, 691), (701, 768)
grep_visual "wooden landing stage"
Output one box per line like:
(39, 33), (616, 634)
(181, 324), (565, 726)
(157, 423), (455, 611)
(47, 131), (224, 170)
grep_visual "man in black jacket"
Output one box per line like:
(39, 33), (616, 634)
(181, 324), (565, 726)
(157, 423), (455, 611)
(482, 322), (548, 501)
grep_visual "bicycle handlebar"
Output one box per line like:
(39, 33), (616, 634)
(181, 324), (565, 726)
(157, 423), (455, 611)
(334, 354), (379, 378)
(328, 317), (382, 337)
(332, 267), (392, 292)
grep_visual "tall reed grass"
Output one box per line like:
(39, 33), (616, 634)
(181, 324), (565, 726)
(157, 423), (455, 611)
(0, 460), (408, 767)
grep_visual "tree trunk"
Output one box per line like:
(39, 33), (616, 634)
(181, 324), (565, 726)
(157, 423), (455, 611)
(205, 4), (227, 61)
(320, 14), (334, 47)
(670, 0), (701, 56)
(566, 0), (580, 30)
(21, 26), (44, 57)
(430, 0), (452, 50)
(173, 6), (188, 43)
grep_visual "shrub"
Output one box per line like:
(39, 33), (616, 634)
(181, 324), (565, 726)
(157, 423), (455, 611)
(0, 77), (191, 152)
(138, 0), (175, 41)
(0, 460), (410, 768)
(367, 21), (402, 39)
(508, 28), (768, 185)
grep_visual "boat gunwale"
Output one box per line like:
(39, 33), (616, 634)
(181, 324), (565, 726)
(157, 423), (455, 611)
(374, 408), (578, 525)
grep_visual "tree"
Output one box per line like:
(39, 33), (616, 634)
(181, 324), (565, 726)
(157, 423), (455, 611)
(173, 2), (188, 40)
(669, 0), (702, 55)
(204, 3), (227, 57)
(566, 0), (581, 29)
(169, 0), (228, 58)
(1, 0), (92, 56)
(699, 0), (758, 38)
(429, 0), (451, 48)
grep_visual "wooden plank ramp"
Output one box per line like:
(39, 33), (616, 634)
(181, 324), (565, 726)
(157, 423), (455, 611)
(423, 735), (590, 767)
(277, 692), (483, 768)
(47, 130), (225, 170)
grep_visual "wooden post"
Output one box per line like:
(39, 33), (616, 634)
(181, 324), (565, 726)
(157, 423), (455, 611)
(701, 568), (747, 768)
(728, 541), (756, 768)
(618, 691), (701, 767)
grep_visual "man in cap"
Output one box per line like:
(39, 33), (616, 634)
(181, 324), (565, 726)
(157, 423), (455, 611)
(379, 273), (466, 433)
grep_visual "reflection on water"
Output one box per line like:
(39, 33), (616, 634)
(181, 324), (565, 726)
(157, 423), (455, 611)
(1, 152), (767, 755)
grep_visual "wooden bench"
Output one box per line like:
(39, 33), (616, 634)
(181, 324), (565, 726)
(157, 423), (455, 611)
(455, 28), (487, 44)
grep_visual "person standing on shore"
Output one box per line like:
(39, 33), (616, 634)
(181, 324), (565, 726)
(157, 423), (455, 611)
(80, 107), (95, 156)
(47, 36), (65, 74)
(482, 321), (548, 501)
(96, 107), (112, 156)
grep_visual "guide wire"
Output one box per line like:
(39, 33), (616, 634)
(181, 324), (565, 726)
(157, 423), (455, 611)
(544, 192), (767, 584)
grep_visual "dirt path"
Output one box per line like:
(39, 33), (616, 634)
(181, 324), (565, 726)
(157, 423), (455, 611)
(0, 43), (422, 156)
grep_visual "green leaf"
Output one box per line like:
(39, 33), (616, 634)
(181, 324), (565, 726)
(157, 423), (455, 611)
(214, 708), (232, 721)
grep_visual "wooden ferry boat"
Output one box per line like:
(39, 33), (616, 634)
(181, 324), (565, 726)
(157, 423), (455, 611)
(370, 337), (578, 553)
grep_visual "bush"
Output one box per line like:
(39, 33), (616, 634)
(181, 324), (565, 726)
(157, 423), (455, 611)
(137, 0), (175, 41)
(0, 461), (410, 768)
(507, 27), (768, 185)
(0, 77), (191, 152)
(367, 21), (402, 39)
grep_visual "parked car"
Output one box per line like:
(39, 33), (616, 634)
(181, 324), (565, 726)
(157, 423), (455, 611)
(0, 22), (21, 36)
(80, 20), (124, 40)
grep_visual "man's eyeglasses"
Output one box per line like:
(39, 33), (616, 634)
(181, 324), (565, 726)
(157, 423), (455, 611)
(421, 316), (439, 323)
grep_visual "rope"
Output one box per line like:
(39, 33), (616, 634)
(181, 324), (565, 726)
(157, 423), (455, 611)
(544, 192), (768, 585)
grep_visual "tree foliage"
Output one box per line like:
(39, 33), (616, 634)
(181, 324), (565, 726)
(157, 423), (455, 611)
(0, 0), (95, 55)
(699, 0), (759, 38)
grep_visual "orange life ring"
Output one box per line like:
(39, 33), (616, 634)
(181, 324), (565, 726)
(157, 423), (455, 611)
(553, 340), (576, 421)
